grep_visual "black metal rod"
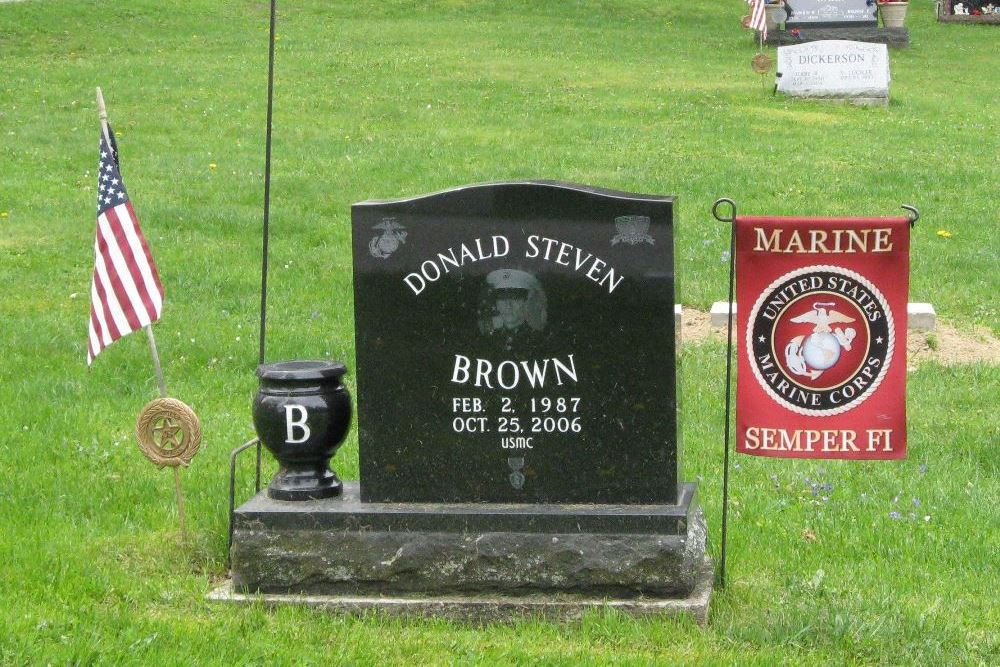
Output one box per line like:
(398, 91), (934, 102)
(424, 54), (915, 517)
(255, 441), (262, 493)
(902, 204), (920, 227)
(258, 0), (278, 366)
(711, 197), (738, 591)
(228, 438), (262, 567)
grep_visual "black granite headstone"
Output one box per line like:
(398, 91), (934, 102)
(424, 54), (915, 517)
(352, 181), (678, 504)
(785, 0), (878, 28)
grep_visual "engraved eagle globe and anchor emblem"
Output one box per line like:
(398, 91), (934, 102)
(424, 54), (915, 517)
(369, 218), (407, 259)
(611, 215), (654, 246)
(784, 302), (857, 381)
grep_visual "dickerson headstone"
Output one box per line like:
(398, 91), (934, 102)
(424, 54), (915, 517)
(776, 40), (890, 105)
(353, 181), (679, 504)
(785, 0), (878, 28)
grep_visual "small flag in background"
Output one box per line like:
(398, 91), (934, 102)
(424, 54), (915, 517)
(748, 0), (768, 41)
(87, 123), (163, 365)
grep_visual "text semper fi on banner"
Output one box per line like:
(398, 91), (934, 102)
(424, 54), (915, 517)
(735, 216), (910, 460)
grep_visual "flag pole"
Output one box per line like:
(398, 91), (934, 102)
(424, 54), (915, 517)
(259, 0), (278, 367)
(96, 86), (112, 155)
(143, 324), (186, 539)
(759, 29), (766, 96)
(145, 326), (169, 399)
(97, 86), (186, 541)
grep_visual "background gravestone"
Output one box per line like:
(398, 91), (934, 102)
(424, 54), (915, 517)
(767, 0), (908, 49)
(352, 181), (679, 504)
(785, 0), (878, 27)
(776, 40), (890, 106)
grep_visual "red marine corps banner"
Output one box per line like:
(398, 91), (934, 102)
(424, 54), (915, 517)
(735, 216), (910, 459)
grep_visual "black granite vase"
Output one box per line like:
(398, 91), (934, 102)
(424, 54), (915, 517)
(253, 360), (351, 500)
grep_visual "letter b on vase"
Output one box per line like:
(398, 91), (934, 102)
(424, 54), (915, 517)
(285, 405), (311, 443)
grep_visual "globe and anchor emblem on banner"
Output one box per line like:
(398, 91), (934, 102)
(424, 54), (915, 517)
(783, 302), (858, 381)
(747, 265), (894, 418)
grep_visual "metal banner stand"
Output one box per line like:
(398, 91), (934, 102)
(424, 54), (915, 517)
(711, 198), (738, 591)
(708, 199), (920, 591)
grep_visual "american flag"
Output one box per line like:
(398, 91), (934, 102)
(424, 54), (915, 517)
(748, 0), (768, 40)
(87, 123), (164, 365)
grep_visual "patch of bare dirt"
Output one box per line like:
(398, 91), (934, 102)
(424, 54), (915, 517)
(906, 322), (1000, 369)
(680, 308), (1000, 368)
(679, 308), (718, 344)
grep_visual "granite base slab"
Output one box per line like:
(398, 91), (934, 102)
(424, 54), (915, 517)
(783, 95), (889, 107)
(230, 482), (708, 601)
(211, 557), (713, 624)
(764, 27), (910, 48)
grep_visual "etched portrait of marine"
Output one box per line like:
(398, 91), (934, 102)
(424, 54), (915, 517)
(476, 268), (548, 345)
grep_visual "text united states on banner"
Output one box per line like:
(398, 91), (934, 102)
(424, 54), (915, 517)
(87, 123), (164, 365)
(735, 216), (910, 459)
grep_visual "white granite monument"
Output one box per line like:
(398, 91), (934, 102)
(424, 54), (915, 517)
(776, 40), (890, 106)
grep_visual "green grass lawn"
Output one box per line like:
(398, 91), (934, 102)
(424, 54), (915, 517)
(1, 0), (998, 663)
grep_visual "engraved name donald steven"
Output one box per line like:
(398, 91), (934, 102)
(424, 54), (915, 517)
(402, 234), (624, 296)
